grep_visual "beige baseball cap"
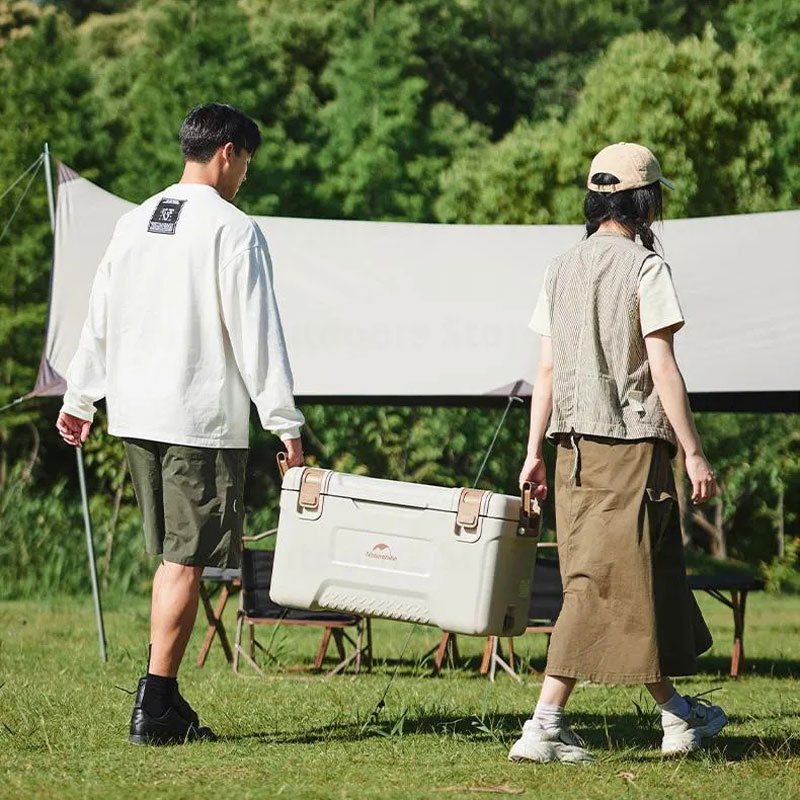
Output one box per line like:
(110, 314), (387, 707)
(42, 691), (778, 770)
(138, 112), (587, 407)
(587, 142), (674, 193)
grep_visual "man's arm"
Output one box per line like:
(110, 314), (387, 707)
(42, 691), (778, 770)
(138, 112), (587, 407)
(219, 238), (305, 466)
(645, 329), (716, 504)
(518, 336), (553, 496)
(56, 259), (111, 448)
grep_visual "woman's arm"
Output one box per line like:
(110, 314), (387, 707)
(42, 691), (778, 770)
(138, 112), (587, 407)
(518, 336), (553, 496)
(645, 329), (717, 504)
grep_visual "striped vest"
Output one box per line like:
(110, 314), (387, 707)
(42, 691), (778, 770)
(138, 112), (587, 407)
(545, 233), (676, 448)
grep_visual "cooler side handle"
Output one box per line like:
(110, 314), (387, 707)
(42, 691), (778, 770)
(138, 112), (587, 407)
(519, 481), (542, 537)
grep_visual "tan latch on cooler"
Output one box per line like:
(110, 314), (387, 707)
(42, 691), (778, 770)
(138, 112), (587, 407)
(298, 468), (326, 509)
(519, 481), (542, 537)
(456, 489), (486, 529)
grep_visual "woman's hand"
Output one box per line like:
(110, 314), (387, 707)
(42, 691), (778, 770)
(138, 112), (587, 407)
(519, 452), (547, 500)
(685, 452), (717, 504)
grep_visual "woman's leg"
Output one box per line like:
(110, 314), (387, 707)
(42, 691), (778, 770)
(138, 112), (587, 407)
(509, 674), (594, 763)
(538, 675), (577, 707)
(645, 678), (675, 704)
(528, 675), (577, 734)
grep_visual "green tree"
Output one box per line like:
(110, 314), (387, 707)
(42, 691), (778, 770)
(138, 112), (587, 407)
(0, 10), (110, 482)
(0, 0), (43, 45)
(724, 0), (800, 206)
(44, 0), (136, 24)
(694, 413), (800, 564)
(316, 0), (486, 221)
(84, 0), (338, 217)
(437, 28), (789, 223)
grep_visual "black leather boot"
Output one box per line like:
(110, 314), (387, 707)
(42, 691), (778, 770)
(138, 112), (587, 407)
(128, 677), (216, 745)
(171, 681), (200, 728)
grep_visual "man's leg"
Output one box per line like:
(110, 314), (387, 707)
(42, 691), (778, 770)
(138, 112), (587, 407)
(149, 561), (204, 677)
(132, 560), (210, 743)
(141, 561), (203, 719)
(149, 561), (164, 661)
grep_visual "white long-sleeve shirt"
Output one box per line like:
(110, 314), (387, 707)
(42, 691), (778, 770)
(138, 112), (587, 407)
(60, 182), (304, 448)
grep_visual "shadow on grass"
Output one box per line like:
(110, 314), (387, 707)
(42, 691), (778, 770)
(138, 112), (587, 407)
(333, 652), (800, 680)
(221, 709), (798, 761)
(693, 655), (800, 679)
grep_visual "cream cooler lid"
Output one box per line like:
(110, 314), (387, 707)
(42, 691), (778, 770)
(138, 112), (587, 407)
(282, 468), (521, 523)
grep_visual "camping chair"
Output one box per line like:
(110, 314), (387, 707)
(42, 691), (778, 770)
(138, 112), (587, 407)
(233, 530), (373, 678)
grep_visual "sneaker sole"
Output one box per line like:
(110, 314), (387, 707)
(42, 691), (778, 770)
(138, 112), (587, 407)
(509, 742), (594, 764)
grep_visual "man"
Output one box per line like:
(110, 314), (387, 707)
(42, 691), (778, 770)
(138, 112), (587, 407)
(56, 103), (305, 745)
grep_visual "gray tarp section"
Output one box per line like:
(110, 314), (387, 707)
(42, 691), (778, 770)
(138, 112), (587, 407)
(33, 164), (800, 409)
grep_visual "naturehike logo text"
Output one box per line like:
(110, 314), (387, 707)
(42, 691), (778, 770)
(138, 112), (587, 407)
(365, 543), (398, 562)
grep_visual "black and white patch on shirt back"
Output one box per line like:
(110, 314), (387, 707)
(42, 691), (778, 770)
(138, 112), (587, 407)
(148, 198), (187, 235)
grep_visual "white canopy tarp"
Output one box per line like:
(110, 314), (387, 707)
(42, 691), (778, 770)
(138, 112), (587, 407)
(32, 164), (800, 410)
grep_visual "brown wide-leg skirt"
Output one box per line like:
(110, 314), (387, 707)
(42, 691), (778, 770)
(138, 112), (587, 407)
(545, 434), (712, 684)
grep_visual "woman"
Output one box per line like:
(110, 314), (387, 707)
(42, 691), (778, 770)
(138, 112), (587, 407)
(510, 142), (726, 764)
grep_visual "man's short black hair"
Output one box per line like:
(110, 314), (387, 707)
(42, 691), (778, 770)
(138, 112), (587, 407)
(179, 103), (261, 163)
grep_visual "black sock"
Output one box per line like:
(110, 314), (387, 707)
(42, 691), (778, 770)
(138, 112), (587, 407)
(142, 673), (176, 718)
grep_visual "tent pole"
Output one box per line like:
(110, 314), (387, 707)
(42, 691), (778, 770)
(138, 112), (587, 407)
(43, 142), (107, 662)
(76, 447), (108, 662)
(43, 143), (55, 230)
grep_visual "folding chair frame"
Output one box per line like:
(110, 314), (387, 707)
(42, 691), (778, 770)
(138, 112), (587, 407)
(232, 529), (373, 679)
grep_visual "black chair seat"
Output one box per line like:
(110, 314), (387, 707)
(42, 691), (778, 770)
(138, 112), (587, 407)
(528, 556), (563, 626)
(201, 567), (241, 583)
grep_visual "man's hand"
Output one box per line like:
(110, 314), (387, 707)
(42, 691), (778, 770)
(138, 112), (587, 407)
(284, 436), (304, 468)
(519, 452), (547, 500)
(56, 412), (92, 448)
(686, 452), (717, 504)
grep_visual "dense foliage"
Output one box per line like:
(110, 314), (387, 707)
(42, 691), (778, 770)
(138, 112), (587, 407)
(0, 0), (798, 597)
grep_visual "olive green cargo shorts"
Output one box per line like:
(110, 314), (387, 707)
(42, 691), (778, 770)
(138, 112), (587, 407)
(123, 438), (248, 569)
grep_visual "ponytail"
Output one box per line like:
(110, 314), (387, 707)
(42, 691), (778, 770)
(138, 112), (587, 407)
(584, 173), (662, 253)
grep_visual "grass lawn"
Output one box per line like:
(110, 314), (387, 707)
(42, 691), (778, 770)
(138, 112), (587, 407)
(1, 589), (799, 800)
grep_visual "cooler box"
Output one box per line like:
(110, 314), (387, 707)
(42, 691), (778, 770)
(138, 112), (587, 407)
(269, 468), (541, 637)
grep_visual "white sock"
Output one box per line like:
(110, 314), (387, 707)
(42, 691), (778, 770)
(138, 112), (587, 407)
(532, 700), (564, 732)
(659, 691), (691, 719)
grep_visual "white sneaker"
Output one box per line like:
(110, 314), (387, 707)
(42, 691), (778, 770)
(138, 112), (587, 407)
(661, 695), (727, 755)
(508, 719), (595, 764)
